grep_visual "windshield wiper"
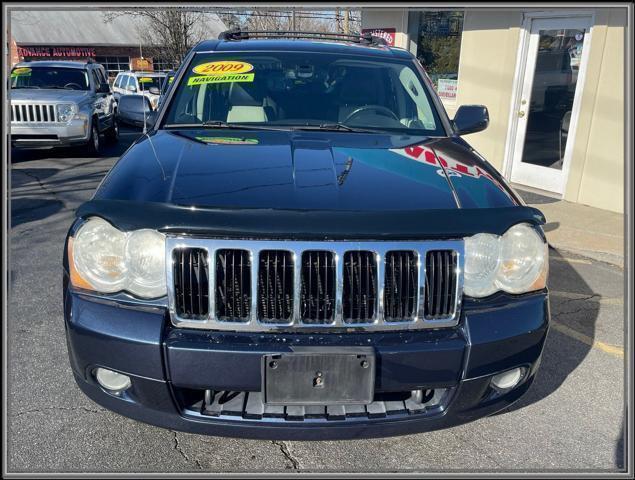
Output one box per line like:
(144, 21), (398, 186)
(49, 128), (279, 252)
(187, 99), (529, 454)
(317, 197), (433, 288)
(164, 120), (288, 131)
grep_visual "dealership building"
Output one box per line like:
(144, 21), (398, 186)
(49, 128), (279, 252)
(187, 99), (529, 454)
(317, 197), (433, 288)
(9, 10), (226, 80)
(362, 7), (626, 213)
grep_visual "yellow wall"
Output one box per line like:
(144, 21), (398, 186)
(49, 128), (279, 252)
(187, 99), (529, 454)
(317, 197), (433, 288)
(361, 8), (626, 213)
(565, 9), (625, 213)
(444, 11), (523, 173)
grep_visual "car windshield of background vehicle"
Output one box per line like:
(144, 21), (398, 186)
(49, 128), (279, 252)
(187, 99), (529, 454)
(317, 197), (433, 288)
(164, 52), (445, 136)
(10, 66), (90, 90)
(137, 76), (164, 91)
(415, 11), (464, 102)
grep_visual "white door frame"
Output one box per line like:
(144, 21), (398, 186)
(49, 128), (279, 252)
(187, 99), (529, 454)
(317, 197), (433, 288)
(501, 10), (595, 196)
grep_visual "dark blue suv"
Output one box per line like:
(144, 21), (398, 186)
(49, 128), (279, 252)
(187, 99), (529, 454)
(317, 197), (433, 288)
(63, 30), (549, 440)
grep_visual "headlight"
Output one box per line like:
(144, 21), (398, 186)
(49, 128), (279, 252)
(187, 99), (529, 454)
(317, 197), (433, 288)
(464, 233), (501, 297)
(57, 103), (77, 123)
(69, 217), (166, 299)
(124, 229), (166, 298)
(464, 223), (548, 298)
(497, 223), (548, 294)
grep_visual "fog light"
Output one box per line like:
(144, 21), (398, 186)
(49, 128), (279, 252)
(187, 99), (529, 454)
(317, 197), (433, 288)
(95, 368), (131, 393)
(491, 367), (523, 390)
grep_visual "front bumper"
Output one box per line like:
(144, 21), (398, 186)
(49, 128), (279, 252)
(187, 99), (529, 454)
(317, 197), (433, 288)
(64, 287), (549, 440)
(11, 118), (89, 148)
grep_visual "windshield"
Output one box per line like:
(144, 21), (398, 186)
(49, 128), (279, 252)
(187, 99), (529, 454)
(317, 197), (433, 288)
(10, 66), (89, 90)
(137, 75), (164, 92)
(164, 51), (444, 135)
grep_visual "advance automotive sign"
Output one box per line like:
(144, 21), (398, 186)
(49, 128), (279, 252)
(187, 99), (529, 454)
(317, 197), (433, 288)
(361, 28), (396, 46)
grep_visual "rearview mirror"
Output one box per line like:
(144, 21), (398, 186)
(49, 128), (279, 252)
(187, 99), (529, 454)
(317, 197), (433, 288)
(453, 105), (489, 135)
(148, 86), (160, 95)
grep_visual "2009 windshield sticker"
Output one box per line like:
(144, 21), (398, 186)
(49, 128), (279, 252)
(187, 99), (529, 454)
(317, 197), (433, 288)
(11, 67), (31, 77)
(193, 61), (253, 75)
(187, 73), (254, 86)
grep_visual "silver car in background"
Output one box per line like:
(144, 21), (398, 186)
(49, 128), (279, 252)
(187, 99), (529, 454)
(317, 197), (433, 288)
(112, 71), (166, 109)
(9, 60), (119, 154)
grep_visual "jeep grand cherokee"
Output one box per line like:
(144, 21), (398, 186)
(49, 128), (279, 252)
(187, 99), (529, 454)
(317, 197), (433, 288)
(63, 31), (549, 440)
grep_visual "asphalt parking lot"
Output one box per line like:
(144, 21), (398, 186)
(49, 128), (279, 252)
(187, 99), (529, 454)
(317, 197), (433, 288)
(7, 128), (626, 473)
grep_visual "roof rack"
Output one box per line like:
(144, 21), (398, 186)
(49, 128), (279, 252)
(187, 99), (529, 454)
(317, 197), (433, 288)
(217, 28), (388, 47)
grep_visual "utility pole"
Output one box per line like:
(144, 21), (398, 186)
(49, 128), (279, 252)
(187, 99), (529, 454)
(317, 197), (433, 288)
(292, 8), (296, 30)
(344, 9), (350, 34)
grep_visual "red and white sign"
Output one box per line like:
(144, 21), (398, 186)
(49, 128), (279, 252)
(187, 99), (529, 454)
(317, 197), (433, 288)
(361, 27), (396, 46)
(17, 46), (96, 58)
(437, 78), (458, 101)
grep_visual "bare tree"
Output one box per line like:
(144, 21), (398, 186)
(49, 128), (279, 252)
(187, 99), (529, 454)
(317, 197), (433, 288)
(102, 8), (222, 67)
(217, 9), (360, 34)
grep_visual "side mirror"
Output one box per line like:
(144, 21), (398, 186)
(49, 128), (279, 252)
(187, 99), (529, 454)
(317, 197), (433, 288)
(453, 105), (489, 135)
(97, 83), (110, 94)
(126, 84), (137, 93)
(148, 86), (160, 95)
(116, 94), (154, 131)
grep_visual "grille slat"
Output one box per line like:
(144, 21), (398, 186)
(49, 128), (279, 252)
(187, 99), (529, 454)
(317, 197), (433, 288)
(258, 250), (294, 323)
(343, 251), (377, 323)
(216, 249), (251, 321)
(425, 250), (458, 320)
(173, 248), (209, 319)
(301, 251), (336, 324)
(384, 251), (418, 321)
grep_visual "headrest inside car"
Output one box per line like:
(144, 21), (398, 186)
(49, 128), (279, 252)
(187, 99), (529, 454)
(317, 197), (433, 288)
(228, 82), (263, 107)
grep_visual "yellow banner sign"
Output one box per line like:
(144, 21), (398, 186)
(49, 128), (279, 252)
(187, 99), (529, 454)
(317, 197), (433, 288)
(187, 73), (254, 86)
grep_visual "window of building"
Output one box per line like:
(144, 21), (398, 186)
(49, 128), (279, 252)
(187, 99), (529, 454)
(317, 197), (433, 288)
(95, 56), (131, 80)
(152, 57), (178, 72)
(414, 11), (464, 102)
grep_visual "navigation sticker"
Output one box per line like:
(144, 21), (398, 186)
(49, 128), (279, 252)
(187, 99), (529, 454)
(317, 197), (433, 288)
(187, 73), (254, 86)
(193, 60), (254, 75)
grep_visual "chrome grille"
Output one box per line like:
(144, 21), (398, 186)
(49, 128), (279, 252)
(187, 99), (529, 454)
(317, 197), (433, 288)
(173, 248), (209, 319)
(424, 250), (459, 319)
(343, 251), (377, 323)
(215, 249), (251, 321)
(300, 251), (336, 324)
(384, 251), (418, 321)
(258, 250), (294, 323)
(11, 103), (57, 123)
(167, 239), (464, 331)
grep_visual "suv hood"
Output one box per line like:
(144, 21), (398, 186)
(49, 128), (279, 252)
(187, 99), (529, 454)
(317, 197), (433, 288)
(10, 88), (91, 103)
(95, 129), (520, 212)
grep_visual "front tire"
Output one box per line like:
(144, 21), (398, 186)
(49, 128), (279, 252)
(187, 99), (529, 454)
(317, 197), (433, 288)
(87, 121), (101, 156)
(105, 115), (119, 143)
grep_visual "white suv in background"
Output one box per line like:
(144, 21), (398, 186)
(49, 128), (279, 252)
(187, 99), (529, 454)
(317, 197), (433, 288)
(112, 71), (166, 109)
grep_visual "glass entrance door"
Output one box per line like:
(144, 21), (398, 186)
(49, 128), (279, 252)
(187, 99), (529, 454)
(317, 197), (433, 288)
(510, 16), (592, 194)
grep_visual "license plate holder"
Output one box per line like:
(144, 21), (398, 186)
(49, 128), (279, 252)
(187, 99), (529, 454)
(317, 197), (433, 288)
(262, 347), (375, 406)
